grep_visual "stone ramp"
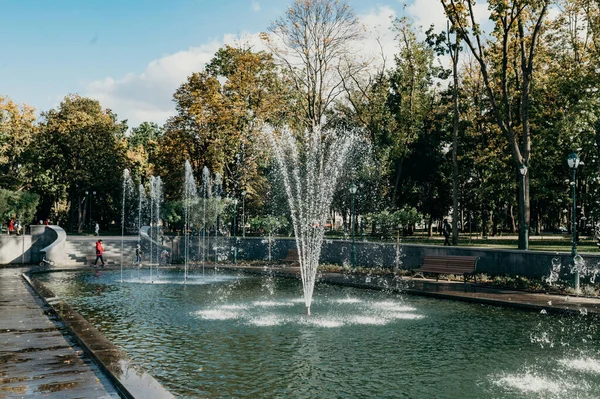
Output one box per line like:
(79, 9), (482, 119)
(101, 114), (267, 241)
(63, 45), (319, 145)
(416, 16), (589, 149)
(0, 267), (119, 398)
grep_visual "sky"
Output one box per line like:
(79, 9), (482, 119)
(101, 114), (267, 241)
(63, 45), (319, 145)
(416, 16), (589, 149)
(0, 0), (489, 127)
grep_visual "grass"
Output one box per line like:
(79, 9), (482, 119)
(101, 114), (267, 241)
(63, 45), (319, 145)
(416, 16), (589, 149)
(372, 232), (600, 253)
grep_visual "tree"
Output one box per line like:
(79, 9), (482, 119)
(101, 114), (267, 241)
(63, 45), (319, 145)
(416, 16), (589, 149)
(127, 121), (164, 181)
(0, 96), (37, 191)
(442, 0), (550, 249)
(262, 0), (364, 128)
(30, 95), (128, 231)
(159, 46), (291, 203)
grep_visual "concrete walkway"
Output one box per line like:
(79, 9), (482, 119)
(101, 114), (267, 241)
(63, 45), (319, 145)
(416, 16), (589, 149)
(0, 267), (119, 399)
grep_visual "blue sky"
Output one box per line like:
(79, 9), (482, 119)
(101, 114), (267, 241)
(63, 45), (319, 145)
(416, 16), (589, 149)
(0, 0), (467, 126)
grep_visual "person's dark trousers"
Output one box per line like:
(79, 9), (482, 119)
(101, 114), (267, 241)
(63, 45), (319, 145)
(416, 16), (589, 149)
(94, 255), (105, 266)
(444, 236), (451, 246)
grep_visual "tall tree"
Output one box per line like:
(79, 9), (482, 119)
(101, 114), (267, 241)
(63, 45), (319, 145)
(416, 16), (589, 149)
(30, 95), (128, 231)
(261, 0), (364, 129)
(442, 0), (549, 249)
(159, 46), (291, 201)
(0, 96), (37, 191)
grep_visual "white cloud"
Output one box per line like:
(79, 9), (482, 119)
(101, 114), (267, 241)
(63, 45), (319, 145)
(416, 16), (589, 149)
(86, 33), (266, 127)
(84, 2), (491, 128)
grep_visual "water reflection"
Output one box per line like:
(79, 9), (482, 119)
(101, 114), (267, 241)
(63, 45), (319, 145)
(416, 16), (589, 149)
(37, 270), (600, 399)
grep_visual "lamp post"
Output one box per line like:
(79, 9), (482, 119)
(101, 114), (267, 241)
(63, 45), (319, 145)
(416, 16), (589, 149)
(90, 191), (96, 233)
(232, 198), (238, 264)
(349, 183), (358, 267)
(85, 191), (89, 232)
(567, 152), (580, 293)
(241, 190), (246, 238)
(519, 165), (528, 250)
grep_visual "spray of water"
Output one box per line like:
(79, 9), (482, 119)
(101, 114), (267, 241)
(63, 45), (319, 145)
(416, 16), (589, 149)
(202, 166), (211, 275)
(121, 169), (134, 283)
(184, 161), (198, 283)
(265, 125), (357, 315)
(149, 176), (163, 282)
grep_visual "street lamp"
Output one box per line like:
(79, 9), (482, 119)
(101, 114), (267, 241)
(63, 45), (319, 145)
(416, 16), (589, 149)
(349, 183), (358, 267)
(519, 165), (528, 250)
(567, 152), (580, 293)
(90, 191), (96, 233)
(85, 191), (89, 232)
(232, 198), (238, 264)
(241, 190), (246, 238)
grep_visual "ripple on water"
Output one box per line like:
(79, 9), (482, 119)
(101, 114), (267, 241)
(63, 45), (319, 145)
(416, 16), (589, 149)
(492, 372), (574, 395)
(369, 301), (417, 313)
(347, 316), (389, 325)
(559, 357), (600, 374)
(301, 317), (345, 328)
(333, 298), (362, 304)
(247, 315), (284, 326)
(253, 301), (294, 307)
(195, 309), (240, 320)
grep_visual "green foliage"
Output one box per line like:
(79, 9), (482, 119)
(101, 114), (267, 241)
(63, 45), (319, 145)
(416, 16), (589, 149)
(363, 207), (421, 238)
(0, 189), (40, 224)
(248, 215), (289, 235)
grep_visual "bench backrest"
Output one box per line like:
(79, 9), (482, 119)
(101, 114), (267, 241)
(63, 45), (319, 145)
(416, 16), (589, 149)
(421, 255), (479, 274)
(284, 249), (299, 261)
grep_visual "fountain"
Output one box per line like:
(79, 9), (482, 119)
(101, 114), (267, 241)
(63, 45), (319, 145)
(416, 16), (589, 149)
(266, 125), (357, 315)
(121, 169), (134, 283)
(202, 166), (211, 275)
(149, 176), (163, 282)
(184, 161), (198, 283)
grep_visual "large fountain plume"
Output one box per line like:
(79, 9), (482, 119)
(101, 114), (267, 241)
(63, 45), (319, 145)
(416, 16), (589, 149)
(265, 125), (357, 315)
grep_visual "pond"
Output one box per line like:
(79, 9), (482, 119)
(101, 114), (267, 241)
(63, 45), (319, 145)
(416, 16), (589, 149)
(37, 269), (600, 399)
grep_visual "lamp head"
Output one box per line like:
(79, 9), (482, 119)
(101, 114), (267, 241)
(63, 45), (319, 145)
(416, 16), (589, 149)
(349, 183), (358, 194)
(567, 152), (580, 169)
(519, 165), (527, 176)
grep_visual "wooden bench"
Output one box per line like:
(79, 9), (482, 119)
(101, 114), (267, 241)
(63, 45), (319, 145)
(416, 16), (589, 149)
(413, 255), (479, 283)
(283, 249), (299, 264)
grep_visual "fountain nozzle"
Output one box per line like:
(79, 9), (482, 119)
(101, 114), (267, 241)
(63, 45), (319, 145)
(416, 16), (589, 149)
(306, 306), (311, 316)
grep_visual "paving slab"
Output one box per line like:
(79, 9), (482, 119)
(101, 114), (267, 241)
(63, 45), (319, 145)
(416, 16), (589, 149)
(0, 267), (119, 399)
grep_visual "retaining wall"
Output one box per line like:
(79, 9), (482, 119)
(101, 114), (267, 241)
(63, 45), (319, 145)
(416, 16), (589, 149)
(176, 236), (600, 280)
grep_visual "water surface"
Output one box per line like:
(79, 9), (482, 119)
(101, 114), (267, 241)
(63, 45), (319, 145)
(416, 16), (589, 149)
(38, 269), (600, 398)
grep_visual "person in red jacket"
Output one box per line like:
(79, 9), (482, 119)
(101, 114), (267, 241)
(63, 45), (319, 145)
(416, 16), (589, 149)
(94, 239), (105, 267)
(8, 219), (15, 235)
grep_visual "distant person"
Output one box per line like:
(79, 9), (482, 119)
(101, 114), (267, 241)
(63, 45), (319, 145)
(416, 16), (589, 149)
(135, 244), (142, 265)
(14, 221), (21, 236)
(161, 249), (170, 265)
(94, 239), (105, 267)
(94, 222), (100, 236)
(8, 219), (15, 235)
(45, 219), (50, 226)
(39, 220), (43, 225)
(443, 219), (452, 246)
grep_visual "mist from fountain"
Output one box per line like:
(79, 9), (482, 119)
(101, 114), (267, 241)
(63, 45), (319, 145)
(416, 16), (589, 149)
(202, 166), (211, 275)
(184, 161), (198, 283)
(149, 176), (163, 282)
(266, 125), (357, 315)
(121, 169), (134, 283)
(213, 172), (223, 270)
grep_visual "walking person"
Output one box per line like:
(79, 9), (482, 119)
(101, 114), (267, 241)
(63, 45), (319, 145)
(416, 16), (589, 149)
(8, 218), (15, 235)
(135, 244), (142, 265)
(94, 239), (105, 267)
(94, 222), (100, 236)
(443, 219), (452, 246)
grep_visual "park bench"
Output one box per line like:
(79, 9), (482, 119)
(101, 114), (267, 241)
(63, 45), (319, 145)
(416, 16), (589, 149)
(413, 255), (479, 283)
(283, 249), (300, 265)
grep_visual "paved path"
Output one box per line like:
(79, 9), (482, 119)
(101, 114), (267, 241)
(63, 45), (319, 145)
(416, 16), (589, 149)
(0, 267), (119, 399)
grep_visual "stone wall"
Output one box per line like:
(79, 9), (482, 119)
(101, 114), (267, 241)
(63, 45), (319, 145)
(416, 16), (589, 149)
(184, 237), (599, 280)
